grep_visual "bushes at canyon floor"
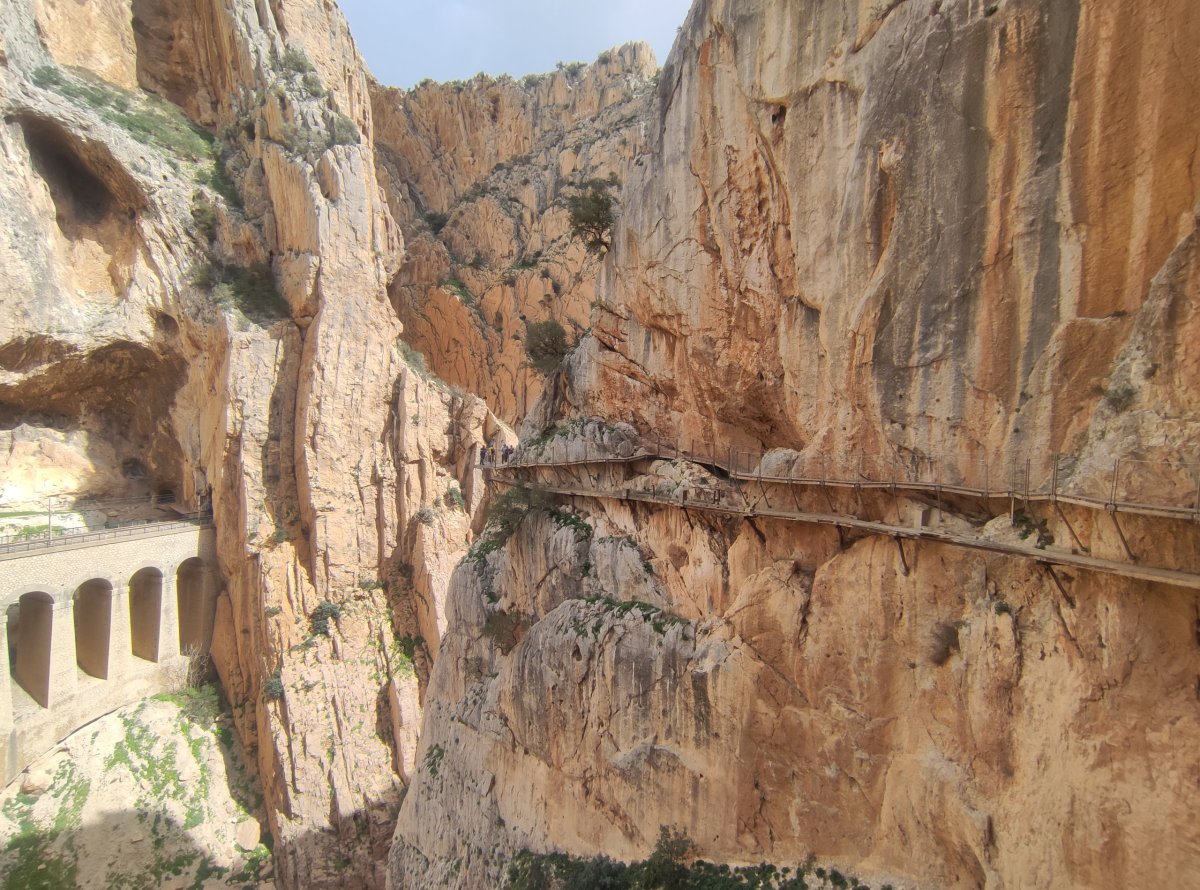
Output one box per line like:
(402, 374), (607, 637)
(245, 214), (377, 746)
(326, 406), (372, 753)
(506, 828), (880, 890)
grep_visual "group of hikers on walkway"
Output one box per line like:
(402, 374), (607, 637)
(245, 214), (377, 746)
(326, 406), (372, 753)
(483, 443), (515, 465)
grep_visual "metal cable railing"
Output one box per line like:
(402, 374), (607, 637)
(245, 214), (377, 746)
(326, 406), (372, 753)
(489, 476), (1200, 590)
(480, 434), (1200, 521)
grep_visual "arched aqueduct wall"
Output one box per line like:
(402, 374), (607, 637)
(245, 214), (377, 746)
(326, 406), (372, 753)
(0, 522), (217, 782)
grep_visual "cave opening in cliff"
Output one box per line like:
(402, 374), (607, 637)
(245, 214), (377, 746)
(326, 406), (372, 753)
(16, 112), (144, 304)
(73, 578), (113, 680)
(12, 592), (54, 708)
(0, 338), (190, 513)
(18, 114), (141, 230)
(129, 567), (163, 662)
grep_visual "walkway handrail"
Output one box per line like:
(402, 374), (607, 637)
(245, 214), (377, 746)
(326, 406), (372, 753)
(0, 512), (213, 556)
(480, 438), (1200, 522)
(484, 473), (1200, 591)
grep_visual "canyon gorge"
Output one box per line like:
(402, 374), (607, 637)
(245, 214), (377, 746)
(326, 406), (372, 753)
(0, 0), (1197, 889)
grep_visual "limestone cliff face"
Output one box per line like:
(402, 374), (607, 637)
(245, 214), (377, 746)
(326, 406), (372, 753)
(390, 2), (1200, 889)
(371, 45), (657, 423)
(5, 0), (1198, 887)
(571, 0), (1199, 499)
(0, 1), (493, 887)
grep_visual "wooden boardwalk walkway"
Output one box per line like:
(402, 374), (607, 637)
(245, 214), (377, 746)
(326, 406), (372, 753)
(491, 441), (1200, 523)
(484, 446), (1200, 591)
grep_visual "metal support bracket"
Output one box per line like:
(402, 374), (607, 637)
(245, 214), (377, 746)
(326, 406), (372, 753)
(1054, 501), (1089, 554)
(1109, 510), (1138, 564)
(894, 536), (909, 576)
(1042, 562), (1076, 609)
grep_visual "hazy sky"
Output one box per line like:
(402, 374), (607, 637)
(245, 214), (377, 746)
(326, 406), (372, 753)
(338, 0), (694, 88)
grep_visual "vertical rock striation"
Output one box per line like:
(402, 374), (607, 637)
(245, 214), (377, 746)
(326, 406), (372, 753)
(389, 2), (1200, 889)
(1, 0), (496, 886)
(371, 45), (658, 423)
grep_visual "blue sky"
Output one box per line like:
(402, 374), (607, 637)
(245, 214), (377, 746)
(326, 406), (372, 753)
(338, 0), (694, 88)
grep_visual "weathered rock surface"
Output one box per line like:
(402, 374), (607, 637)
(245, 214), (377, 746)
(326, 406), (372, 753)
(0, 0), (495, 886)
(389, 2), (1200, 890)
(570, 0), (1200, 500)
(373, 45), (657, 423)
(3, 0), (1198, 888)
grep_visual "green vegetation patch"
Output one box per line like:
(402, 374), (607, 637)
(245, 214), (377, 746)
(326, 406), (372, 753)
(8, 524), (66, 540)
(440, 276), (472, 301)
(565, 176), (618, 253)
(1011, 511), (1053, 550)
(467, 483), (556, 566)
(0, 759), (90, 889)
(445, 486), (467, 510)
(1102, 384), (1136, 413)
(424, 744), (445, 779)
(572, 596), (688, 638)
(279, 46), (316, 76)
(32, 65), (213, 160)
(506, 827), (878, 889)
(524, 417), (617, 456)
(548, 509), (593, 540)
(310, 601), (343, 637)
(193, 261), (290, 322)
(1, 686), (265, 890)
(393, 651), (417, 678)
(391, 632), (422, 678)
(2, 831), (78, 890)
(107, 701), (209, 829)
(264, 670), (285, 700)
(512, 250), (542, 270)
(524, 319), (571, 374)
(399, 340), (429, 375)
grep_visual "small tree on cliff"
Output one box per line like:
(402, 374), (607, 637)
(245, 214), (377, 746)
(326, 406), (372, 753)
(566, 177), (617, 253)
(524, 319), (571, 374)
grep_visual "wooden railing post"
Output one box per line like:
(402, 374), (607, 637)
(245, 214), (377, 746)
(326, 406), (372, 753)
(1109, 457), (1121, 507)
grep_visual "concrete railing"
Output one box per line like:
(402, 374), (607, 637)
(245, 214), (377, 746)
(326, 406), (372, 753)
(0, 513), (213, 558)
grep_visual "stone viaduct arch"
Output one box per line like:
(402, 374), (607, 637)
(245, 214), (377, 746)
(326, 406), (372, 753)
(73, 576), (114, 681)
(129, 566), (162, 663)
(176, 556), (211, 654)
(12, 591), (54, 708)
(0, 521), (217, 782)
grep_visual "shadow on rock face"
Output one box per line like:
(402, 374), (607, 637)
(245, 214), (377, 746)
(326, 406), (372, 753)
(0, 805), (271, 889)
